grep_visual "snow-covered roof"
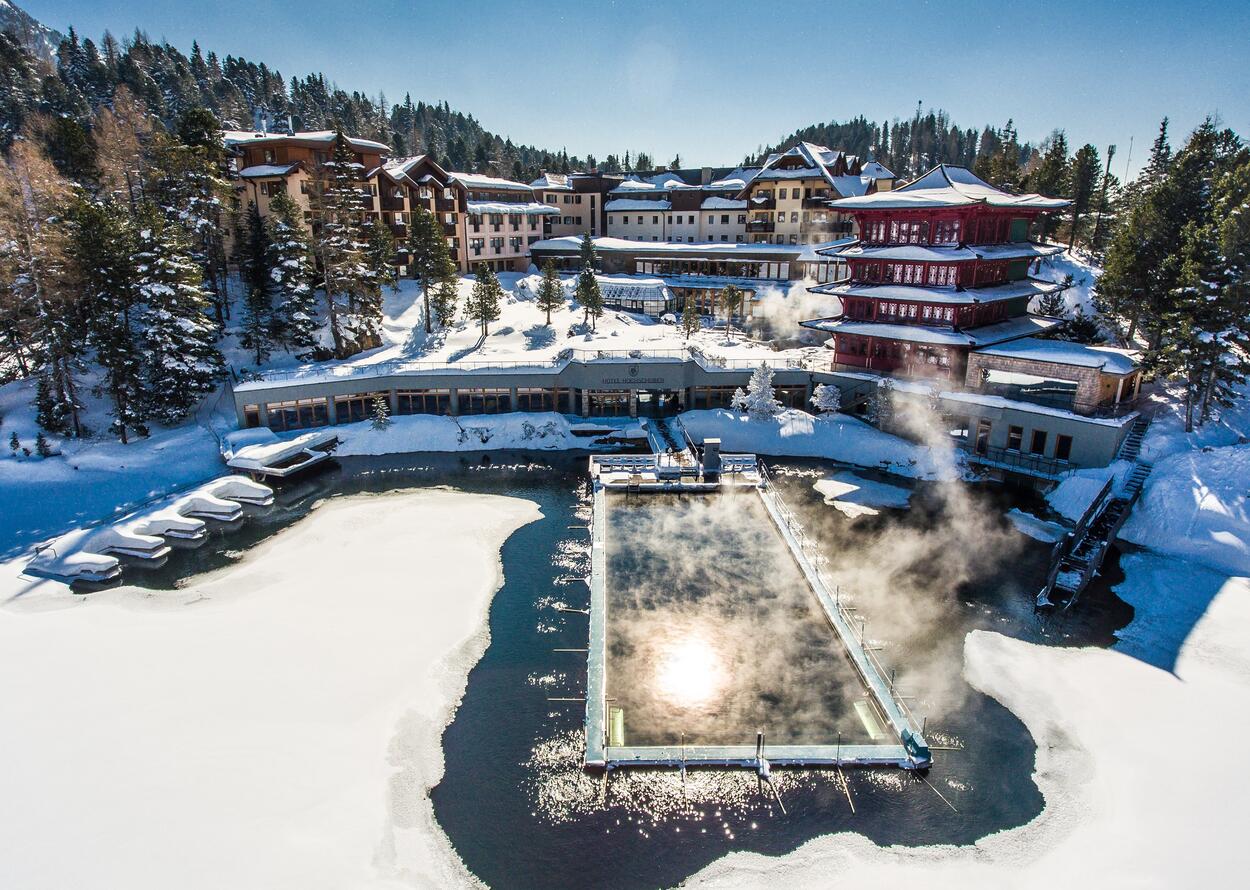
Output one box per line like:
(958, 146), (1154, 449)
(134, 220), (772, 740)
(609, 172), (696, 195)
(701, 196), (748, 210)
(598, 278), (674, 306)
(222, 129), (390, 152)
(810, 277), (1065, 306)
(530, 235), (825, 258)
(745, 142), (859, 194)
(238, 163), (300, 179)
(974, 338), (1140, 374)
(859, 160), (895, 180)
(375, 155), (435, 184)
(465, 200), (558, 216)
(832, 165), (1070, 211)
(605, 198), (671, 211)
(801, 314), (1062, 346)
(530, 172), (573, 190)
(450, 172), (533, 192)
(832, 242), (1066, 262)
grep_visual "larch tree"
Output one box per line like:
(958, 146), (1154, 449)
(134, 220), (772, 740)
(264, 191), (319, 356)
(133, 212), (223, 423)
(536, 259), (563, 325)
(92, 85), (152, 213)
(465, 263), (502, 339)
(0, 138), (87, 436)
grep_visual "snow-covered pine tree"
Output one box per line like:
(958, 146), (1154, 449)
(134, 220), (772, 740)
(35, 431), (51, 458)
(429, 254), (460, 329)
(370, 393), (391, 430)
(1067, 144), (1101, 250)
(264, 191), (319, 356)
(810, 382), (841, 414)
(740, 364), (783, 420)
(238, 200), (274, 365)
(465, 263), (502, 339)
(408, 205), (450, 333)
(307, 127), (382, 358)
(69, 198), (148, 441)
(681, 293), (700, 340)
(575, 265), (603, 331)
(363, 214), (399, 292)
(536, 259), (563, 325)
(134, 213), (224, 424)
(8, 432), (18, 456)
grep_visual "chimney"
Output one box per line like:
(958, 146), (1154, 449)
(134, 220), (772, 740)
(701, 166), (712, 186)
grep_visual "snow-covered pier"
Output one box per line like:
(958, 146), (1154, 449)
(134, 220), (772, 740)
(584, 457), (930, 772)
(588, 440), (760, 492)
(25, 477), (274, 586)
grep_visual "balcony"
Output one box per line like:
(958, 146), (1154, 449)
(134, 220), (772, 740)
(746, 220), (775, 233)
(442, 222), (458, 236)
(749, 196), (776, 210)
(803, 196), (832, 209)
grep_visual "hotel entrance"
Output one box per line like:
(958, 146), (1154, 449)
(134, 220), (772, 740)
(636, 389), (682, 418)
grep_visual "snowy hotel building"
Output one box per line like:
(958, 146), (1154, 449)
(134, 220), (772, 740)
(604, 167), (759, 243)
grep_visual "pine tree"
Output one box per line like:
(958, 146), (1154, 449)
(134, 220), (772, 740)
(238, 200), (274, 365)
(737, 364), (783, 420)
(578, 231), (597, 271)
(429, 254), (459, 329)
(719, 284), (743, 340)
(35, 431), (51, 458)
(8, 432), (18, 456)
(307, 127), (382, 357)
(264, 191), (319, 355)
(576, 264), (603, 331)
(681, 293), (700, 340)
(133, 213), (223, 424)
(465, 263), (502, 339)
(370, 393), (391, 430)
(536, 260), (563, 325)
(867, 378), (895, 428)
(69, 198), (148, 441)
(408, 205), (452, 333)
(1067, 145), (1101, 250)
(810, 382), (841, 414)
(363, 214), (399, 292)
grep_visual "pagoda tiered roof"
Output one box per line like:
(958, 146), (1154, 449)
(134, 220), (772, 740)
(808, 277), (1067, 306)
(800, 314), (1062, 347)
(825, 241), (1066, 262)
(829, 164), (1070, 211)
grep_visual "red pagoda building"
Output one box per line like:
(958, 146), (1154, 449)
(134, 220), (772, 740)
(801, 165), (1071, 381)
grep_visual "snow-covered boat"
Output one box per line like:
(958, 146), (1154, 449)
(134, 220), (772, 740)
(221, 428), (339, 479)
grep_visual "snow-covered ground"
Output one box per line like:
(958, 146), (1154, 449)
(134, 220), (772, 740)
(332, 411), (644, 456)
(813, 470), (912, 518)
(681, 409), (956, 479)
(0, 489), (538, 890)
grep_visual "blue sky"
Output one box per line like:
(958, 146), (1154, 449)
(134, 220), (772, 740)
(19, 0), (1250, 177)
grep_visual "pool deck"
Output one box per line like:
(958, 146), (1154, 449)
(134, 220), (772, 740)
(583, 462), (932, 772)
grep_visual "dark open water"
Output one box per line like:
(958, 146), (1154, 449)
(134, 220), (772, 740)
(128, 451), (1131, 890)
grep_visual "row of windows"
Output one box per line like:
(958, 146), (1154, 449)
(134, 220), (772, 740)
(953, 418), (1074, 462)
(468, 235), (541, 255)
(751, 187), (829, 201)
(544, 194), (585, 204)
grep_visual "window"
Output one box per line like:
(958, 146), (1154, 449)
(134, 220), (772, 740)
(299, 180), (310, 195)
(934, 219), (961, 244)
(708, 216), (714, 224)
(515, 387), (566, 412)
(396, 388), (451, 415)
(721, 214), (729, 224)
(260, 180), (285, 198)
(974, 419), (992, 455)
(265, 397), (328, 432)
(1007, 425), (1024, 451)
(948, 416), (970, 441)
(1030, 429), (1048, 454)
(458, 388), (511, 415)
(1055, 434), (1073, 461)
(652, 216), (659, 224)
(470, 237), (484, 256)
(738, 214), (746, 224)
(779, 189), (787, 199)
(688, 215), (695, 224)
(667, 215), (673, 224)
(490, 237), (504, 253)
(243, 404), (260, 428)
(263, 149), (275, 163)
(334, 392), (388, 425)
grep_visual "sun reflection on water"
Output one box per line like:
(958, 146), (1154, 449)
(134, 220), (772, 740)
(654, 632), (726, 708)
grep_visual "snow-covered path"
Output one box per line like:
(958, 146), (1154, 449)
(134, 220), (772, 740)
(0, 489), (539, 890)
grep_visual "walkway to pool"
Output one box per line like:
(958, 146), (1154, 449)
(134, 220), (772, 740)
(584, 455), (931, 772)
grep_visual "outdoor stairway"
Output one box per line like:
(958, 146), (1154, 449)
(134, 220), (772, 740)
(1038, 437), (1155, 610)
(1117, 415), (1151, 462)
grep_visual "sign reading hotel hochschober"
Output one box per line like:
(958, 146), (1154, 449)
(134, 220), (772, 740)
(599, 378), (668, 386)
